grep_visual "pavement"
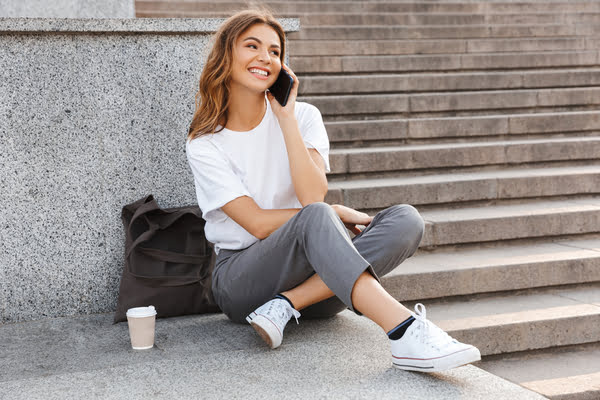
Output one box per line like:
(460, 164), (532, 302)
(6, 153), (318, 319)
(0, 310), (547, 399)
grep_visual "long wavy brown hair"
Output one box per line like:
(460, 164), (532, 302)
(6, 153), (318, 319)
(186, 7), (286, 143)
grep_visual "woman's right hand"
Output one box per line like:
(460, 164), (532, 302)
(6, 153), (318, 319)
(330, 204), (374, 235)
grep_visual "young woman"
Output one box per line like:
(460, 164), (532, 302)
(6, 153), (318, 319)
(185, 8), (481, 372)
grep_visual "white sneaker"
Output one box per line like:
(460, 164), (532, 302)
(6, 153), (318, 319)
(246, 298), (301, 349)
(391, 303), (481, 372)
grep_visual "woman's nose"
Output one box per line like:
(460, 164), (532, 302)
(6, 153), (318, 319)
(257, 48), (271, 63)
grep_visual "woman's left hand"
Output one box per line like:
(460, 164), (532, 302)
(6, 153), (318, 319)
(331, 204), (374, 235)
(266, 63), (298, 122)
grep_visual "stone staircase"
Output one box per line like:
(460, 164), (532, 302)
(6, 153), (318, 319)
(138, 1), (600, 398)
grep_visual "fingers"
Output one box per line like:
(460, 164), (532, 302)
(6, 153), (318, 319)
(340, 207), (372, 226)
(344, 222), (362, 235)
(282, 63), (299, 90)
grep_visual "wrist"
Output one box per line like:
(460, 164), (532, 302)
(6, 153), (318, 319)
(277, 115), (297, 127)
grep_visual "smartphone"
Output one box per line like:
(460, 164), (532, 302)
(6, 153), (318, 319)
(267, 68), (294, 107)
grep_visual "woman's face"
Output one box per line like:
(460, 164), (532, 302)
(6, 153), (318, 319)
(230, 23), (282, 94)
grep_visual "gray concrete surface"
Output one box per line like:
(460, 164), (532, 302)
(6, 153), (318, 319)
(479, 342), (600, 383)
(0, 0), (135, 18)
(0, 18), (298, 324)
(480, 343), (600, 399)
(0, 309), (546, 399)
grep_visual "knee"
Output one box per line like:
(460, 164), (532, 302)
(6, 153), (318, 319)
(294, 202), (340, 237)
(304, 201), (334, 211)
(389, 204), (424, 252)
(301, 201), (336, 218)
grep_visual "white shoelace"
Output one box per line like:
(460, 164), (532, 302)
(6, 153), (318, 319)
(271, 299), (301, 326)
(411, 303), (456, 349)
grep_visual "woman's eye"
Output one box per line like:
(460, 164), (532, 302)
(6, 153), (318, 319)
(247, 44), (279, 56)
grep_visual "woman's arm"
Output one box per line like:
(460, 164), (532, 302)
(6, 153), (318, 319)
(221, 195), (301, 240)
(267, 64), (328, 207)
(258, 208), (302, 239)
(221, 197), (374, 240)
(278, 117), (328, 206)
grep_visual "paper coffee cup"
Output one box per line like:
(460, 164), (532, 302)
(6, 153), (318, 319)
(126, 306), (157, 350)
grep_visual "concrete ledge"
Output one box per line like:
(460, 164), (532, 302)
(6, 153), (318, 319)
(0, 310), (546, 399)
(0, 0), (135, 18)
(0, 17), (300, 33)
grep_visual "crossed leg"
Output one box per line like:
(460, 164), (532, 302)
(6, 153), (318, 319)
(281, 203), (424, 332)
(282, 270), (412, 332)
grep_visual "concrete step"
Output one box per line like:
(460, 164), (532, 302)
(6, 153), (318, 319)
(326, 166), (600, 209)
(300, 68), (600, 95)
(134, 1), (600, 14)
(325, 111), (600, 145)
(298, 12), (600, 26)
(135, 10), (600, 26)
(417, 197), (600, 247)
(292, 50), (599, 74)
(381, 237), (600, 301)
(479, 342), (600, 400)
(288, 24), (599, 40)
(400, 282), (600, 356)
(299, 87), (600, 118)
(0, 311), (546, 399)
(328, 138), (600, 175)
(299, 12), (600, 26)
(290, 37), (593, 56)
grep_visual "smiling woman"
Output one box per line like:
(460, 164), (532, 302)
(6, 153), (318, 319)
(184, 6), (480, 374)
(187, 8), (287, 139)
(226, 23), (284, 131)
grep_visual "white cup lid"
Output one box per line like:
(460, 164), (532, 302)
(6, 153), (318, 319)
(126, 305), (156, 318)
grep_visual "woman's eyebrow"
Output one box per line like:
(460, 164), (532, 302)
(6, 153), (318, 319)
(243, 36), (281, 49)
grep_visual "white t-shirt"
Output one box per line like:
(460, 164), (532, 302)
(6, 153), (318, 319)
(185, 93), (331, 255)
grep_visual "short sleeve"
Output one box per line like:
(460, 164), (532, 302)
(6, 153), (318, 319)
(186, 138), (252, 219)
(298, 103), (331, 173)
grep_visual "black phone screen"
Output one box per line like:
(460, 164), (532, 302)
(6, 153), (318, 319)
(267, 68), (294, 107)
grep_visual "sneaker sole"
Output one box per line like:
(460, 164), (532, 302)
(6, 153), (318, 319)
(393, 346), (481, 373)
(246, 313), (282, 349)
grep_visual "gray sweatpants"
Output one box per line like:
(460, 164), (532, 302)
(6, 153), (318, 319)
(212, 202), (425, 324)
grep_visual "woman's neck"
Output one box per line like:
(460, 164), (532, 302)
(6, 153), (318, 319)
(225, 89), (267, 132)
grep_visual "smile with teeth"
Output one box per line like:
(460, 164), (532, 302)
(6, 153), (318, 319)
(249, 68), (269, 78)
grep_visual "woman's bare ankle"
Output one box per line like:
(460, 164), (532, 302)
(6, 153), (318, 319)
(279, 273), (335, 311)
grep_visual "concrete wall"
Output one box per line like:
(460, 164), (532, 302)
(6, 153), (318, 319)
(0, 17), (299, 324)
(0, 0), (135, 18)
